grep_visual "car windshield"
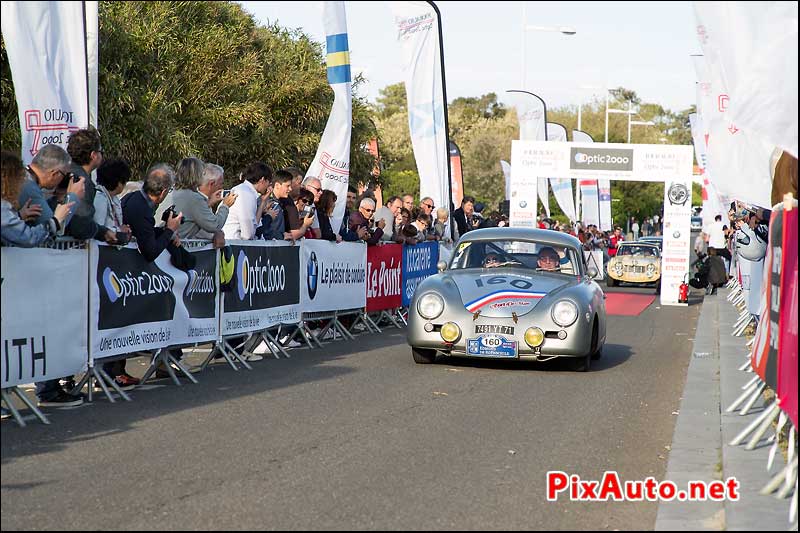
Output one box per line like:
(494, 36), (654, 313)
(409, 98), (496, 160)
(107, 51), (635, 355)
(450, 239), (582, 275)
(618, 245), (659, 257)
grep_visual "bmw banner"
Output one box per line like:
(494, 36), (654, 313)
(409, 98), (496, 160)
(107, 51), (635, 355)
(90, 242), (219, 359)
(221, 241), (301, 335)
(2, 247), (88, 387)
(301, 240), (367, 313)
(401, 241), (439, 307)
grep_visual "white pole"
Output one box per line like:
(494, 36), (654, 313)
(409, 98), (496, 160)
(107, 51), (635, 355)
(577, 102), (582, 132)
(604, 91), (609, 143)
(521, 3), (526, 90)
(627, 100), (632, 143)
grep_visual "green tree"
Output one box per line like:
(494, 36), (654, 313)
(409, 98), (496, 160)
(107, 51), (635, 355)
(1, 1), (377, 185)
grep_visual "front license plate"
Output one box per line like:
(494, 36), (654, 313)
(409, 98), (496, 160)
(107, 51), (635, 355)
(475, 324), (515, 335)
(466, 335), (518, 358)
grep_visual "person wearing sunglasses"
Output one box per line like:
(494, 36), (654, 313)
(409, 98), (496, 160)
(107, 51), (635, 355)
(348, 197), (385, 245)
(290, 188), (316, 240)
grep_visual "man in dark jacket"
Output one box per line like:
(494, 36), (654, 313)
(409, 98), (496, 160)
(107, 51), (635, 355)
(453, 195), (478, 237)
(121, 163), (182, 261)
(349, 197), (384, 245)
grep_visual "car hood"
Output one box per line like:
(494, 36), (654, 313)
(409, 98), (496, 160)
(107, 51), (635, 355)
(444, 268), (577, 318)
(610, 255), (659, 265)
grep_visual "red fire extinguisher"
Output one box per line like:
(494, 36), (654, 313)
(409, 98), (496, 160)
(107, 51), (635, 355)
(678, 273), (689, 304)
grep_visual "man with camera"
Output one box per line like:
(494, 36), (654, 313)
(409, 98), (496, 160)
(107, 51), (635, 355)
(302, 175), (324, 239)
(374, 195), (403, 242)
(121, 163), (183, 262)
(453, 195), (479, 237)
(18, 145), (84, 236)
(63, 127), (120, 245)
(349, 197), (385, 245)
(172, 160), (236, 246)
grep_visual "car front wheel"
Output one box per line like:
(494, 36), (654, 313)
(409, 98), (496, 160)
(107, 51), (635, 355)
(412, 347), (437, 364)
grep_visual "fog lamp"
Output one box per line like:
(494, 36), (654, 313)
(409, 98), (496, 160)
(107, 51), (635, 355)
(524, 327), (545, 347)
(440, 322), (461, 343)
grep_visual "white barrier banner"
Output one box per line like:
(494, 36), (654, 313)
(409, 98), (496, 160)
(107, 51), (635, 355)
(301, 240), (367, 312)
(2, 247), (88, 387)
(1, 1), (91, 165)
(660, 178), (693, 306)
(222, 241), (301, 335)
(91, 242), (219, 359)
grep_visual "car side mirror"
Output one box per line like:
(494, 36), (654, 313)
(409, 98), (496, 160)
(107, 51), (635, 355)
(437, 260), (448, 272)
(586, 266), (598, 278)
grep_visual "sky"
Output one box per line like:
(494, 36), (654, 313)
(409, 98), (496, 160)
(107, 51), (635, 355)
(239, 1), (701, 113)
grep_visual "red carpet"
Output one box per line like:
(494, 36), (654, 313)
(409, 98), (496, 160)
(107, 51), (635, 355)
(605, 293), (656, 316)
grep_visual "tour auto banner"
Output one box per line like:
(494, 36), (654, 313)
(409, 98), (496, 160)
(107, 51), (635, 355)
(91, 242), (219, 359)
(366, 244), (403, 312)
(750, 209), (781, 388)
(402, 241), (439, 307)
(392, 1), (450, 239)
(301, 240), (367, 312)
(777, 206), (798, 427)
(305, 1), (352, 231)
(222, 241), (301, 336)
(1, 247), (88, 388)
(0, 1), (92, 165)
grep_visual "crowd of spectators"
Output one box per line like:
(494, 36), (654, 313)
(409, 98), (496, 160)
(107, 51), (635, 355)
(3, 130), (696, 405)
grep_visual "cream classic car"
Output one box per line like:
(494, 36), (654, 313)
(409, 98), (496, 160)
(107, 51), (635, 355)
(606, 242), (661, 288)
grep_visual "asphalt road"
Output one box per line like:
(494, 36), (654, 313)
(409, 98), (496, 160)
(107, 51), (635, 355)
(1, 285), (702, 531)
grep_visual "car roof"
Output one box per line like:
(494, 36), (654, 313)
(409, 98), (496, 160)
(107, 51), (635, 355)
(459, 227), (582, 250)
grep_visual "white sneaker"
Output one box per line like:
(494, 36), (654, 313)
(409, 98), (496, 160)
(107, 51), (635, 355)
(321, 329), (336, 341)
(244, 353), (264, 362)
(283, 339), (303, 349)
(278, 334), (291, 344)
(252, 340), (270, 355)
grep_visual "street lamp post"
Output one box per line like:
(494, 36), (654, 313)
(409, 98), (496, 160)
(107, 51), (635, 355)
(521, 3), (576, 90)
(605, 95), (653, 143)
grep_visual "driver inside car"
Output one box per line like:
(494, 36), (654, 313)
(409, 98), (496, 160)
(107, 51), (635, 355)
(537, 246), (561, 271)
(483, 252), (502, 268)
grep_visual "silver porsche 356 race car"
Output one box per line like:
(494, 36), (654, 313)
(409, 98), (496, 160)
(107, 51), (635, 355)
(407, 228), (607, 371)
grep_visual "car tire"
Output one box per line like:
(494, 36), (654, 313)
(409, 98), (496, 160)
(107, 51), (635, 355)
(573, 352), (591, 372)
(591, 345), (603, 361)
(412, 347), (437, 364)
(606, 277), (617, 288)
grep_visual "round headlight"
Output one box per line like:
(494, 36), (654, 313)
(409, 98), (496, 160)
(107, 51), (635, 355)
(525, 327), (545, 347)
(552, 300), (578, 327)
(440, 322), (461, 342)
(417, 293), (444, 320)
(646, 263), (656, 277)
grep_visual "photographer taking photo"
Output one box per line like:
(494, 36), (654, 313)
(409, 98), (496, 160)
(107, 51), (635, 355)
(349, 197), (384, 245)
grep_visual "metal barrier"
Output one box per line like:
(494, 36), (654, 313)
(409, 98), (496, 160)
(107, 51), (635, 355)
(3, 237), (419, 428)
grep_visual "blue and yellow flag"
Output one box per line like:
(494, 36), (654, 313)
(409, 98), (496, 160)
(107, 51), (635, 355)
(326, 33), (351, 85)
